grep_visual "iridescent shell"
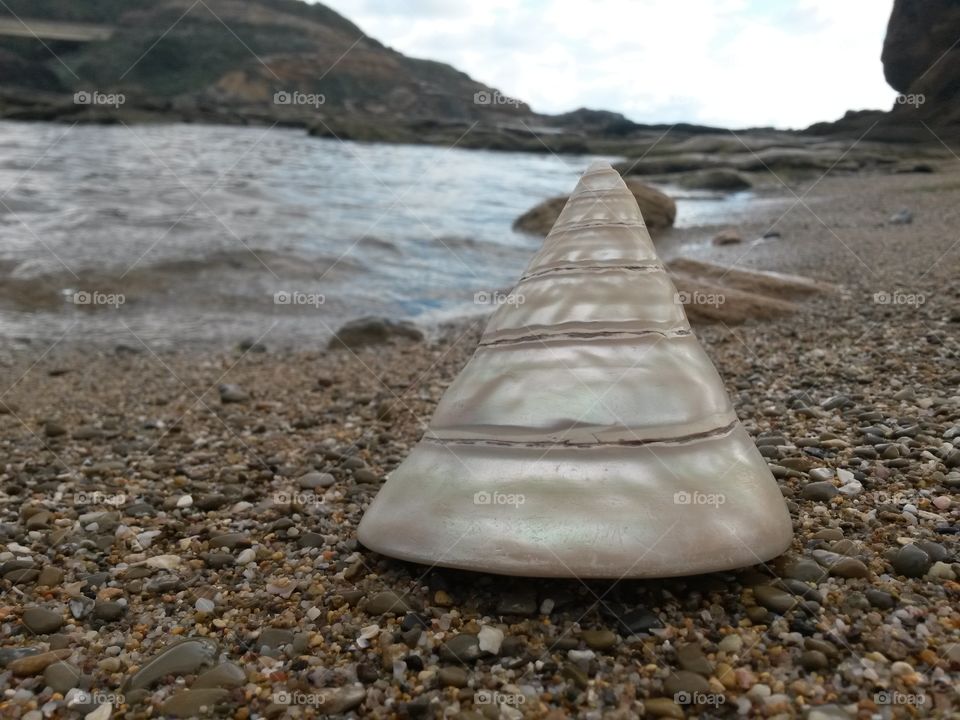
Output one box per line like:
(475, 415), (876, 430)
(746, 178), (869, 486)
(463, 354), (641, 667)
(357, 162), (793, 578)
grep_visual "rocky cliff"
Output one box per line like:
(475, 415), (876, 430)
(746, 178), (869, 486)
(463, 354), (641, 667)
(882, 0), (960, 127)
(0, 0), (543, 140)
(808, 0), (959, 140)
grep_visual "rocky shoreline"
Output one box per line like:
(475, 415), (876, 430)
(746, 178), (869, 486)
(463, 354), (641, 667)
(1, 165), (959, 718)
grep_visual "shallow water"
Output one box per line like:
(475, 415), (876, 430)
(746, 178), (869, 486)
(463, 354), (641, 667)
(0, 121), (760, 347)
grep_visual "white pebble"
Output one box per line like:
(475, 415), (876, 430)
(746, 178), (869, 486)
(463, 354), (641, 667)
(85, 704), (112, 720)
(718, 634), (743, 653)
(176, 494), (193, 507)
(195, 598), (215, 613)
(891, 661), (914, 676)
(539, 598), (555, 614)
(237, 548), (256, 564)
(478, 625), (504, 654)
(933, 496), (951, 510)
(568, 649), (595, 669)
(838, 481), (863, 496)
(927, 561), (956, 580)
(836, 469), (855, 484)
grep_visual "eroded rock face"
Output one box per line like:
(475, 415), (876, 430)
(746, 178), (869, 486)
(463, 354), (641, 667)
(882, 0), (960, 126)
(882, 0), (960, 92)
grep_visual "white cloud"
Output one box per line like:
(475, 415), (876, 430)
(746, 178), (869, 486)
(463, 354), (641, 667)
(319, 0), (897, 129)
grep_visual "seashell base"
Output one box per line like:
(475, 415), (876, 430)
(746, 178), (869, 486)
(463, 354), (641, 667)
(358, 423), (792, 578)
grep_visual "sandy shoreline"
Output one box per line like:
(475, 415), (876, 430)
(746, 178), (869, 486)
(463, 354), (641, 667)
(1, 167), (959, 718)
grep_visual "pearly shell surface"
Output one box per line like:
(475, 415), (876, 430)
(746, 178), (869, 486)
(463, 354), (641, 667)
(357, 161), (793, 578)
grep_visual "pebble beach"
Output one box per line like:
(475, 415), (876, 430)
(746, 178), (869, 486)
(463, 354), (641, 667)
(1, 165), (959, 719)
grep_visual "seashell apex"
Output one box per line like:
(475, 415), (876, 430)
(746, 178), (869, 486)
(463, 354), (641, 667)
(357, 162), (793, 578)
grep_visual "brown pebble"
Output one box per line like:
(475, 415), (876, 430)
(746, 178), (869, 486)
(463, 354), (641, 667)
(829, 558), (870, 578)
(9, 649), (73, 677)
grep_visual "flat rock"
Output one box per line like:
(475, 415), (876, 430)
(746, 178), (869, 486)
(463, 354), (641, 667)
(22, 607), (64, 634)
(802, 481), (839, 501)
(366, 590), (417, 615)
(298, 472), (335, 489)
(753, 586), (796, 614)
(9, 649), (72, 676)
(194, 662), (246, 689)
(829, 558), (870, 579)
(580, 629), (618, 651)
(208, 533), (251, 550)
(676, 643), (713, 675)
(783, 559), (827, 582)
(259, 628), (294, 649)
(44, 660), (81, 693)
(125, 638), (219, 691)
(644, 697), (685, 718)
(438, 666), (469, 688)
(93, 601), (125, 621)
(38, 566), (65, 586)
(865, 589), (896, 609)
(663, 669), (711, 696)
(160, 688), (230, 718)
(316, 686), (366, 714)
(439, 634), (481, 663)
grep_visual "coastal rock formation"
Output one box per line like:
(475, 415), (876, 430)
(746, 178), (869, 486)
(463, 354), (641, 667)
(811, 0), (960, 137)
(882, 0), (960, 94)
(882, 0), (960, 128)
(358, 162), (793, 578)
(666, 258), (834, 324)
(513, 179), (675, 236)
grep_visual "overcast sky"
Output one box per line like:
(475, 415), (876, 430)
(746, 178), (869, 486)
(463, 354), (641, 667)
(318, 0), (897, 130)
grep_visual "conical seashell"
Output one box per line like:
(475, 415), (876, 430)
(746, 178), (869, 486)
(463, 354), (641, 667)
(358, 162), (793, 578)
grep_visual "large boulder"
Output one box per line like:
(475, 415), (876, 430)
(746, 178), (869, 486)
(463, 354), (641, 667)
(329, 317), (424, 350)
(513, 180), (675, 236)
(881, 0), (960, 127)
(882, 0), (960, 93)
